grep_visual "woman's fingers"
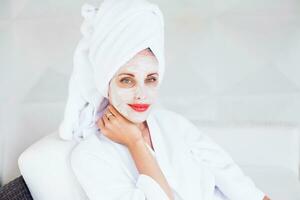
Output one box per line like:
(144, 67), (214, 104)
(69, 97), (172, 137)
(98, 117), (104, 129)
(98, 118), (109, 136)
(108, 104), (125, 121)
(103, 114), (110, 127)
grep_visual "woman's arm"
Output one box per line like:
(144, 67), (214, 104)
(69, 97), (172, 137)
(98, 105), (173, 200)
(71, 141), (170, 200)
(128, 139), (174, 200)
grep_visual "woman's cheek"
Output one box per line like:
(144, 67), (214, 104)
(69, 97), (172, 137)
(110, 87), (135, 117)
(147, 87), (158, 103)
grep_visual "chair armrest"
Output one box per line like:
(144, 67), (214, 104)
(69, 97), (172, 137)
(0, 176), (33, 200)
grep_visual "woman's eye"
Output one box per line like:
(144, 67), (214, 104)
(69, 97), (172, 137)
(146, 77), (157, 82)
(120, 78), (133, 84)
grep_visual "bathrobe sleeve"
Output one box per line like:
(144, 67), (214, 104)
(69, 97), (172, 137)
(182, 119), (266, 200)
(70, 147), (169, 200)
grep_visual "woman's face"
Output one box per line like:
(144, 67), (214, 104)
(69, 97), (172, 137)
(108, 49), (160, 124)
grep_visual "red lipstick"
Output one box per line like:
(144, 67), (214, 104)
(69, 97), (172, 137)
(128, 104), (150, 112)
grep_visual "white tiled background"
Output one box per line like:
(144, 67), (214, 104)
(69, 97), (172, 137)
(0, 0), (300, 184)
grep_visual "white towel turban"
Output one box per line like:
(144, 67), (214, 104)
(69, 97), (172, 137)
(59, 0), (165, 141)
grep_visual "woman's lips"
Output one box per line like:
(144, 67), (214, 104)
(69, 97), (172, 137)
(128, 104), (150, 112)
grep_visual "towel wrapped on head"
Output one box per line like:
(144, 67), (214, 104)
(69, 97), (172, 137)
(59, 0), (165, 141)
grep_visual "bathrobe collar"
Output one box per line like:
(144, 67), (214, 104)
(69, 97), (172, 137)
(147, 109), (212, 199)
(146, 110), (183, 198)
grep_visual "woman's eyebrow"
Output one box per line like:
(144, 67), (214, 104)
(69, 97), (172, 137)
(118, 72), (158, 77)
(147, 72), (158, 76)
(118, 73), (134, 77)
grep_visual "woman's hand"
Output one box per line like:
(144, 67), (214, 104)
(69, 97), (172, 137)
(263, 195), (271, 200)
(97, 104), (143, 147)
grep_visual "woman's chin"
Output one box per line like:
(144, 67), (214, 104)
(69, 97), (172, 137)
(122, 112), (148, 124)
(126, 117), (146, 124)
(116, 107), (150, 124)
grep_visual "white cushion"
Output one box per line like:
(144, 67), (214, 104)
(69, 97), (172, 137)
(194, 122), (300, 200)
(195, 123), (300, 176)
(18, 131), (87, 200)
(241, 165), (300, 200)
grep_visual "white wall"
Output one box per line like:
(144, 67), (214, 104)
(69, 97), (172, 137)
(156, 0), (300, 124)
(0, 0), (300, 184)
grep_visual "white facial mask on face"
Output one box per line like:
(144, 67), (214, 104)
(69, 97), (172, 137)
(108, 51), (159, 124)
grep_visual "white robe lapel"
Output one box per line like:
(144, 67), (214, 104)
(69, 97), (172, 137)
(147, 112), (183, 198)
(147, 111), (216, 200)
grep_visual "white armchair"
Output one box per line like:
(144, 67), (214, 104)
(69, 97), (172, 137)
(18, 122), (300, 200)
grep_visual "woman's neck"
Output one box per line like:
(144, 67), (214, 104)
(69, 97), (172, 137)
(137, 121), (148, 137)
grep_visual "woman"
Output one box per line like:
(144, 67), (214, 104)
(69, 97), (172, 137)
(60, 0), (271, 199)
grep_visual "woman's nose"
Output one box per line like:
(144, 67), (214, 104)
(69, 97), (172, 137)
(134, 86), (147, 100)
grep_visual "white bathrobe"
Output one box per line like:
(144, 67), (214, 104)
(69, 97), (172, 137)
(70, 107), (266, 200)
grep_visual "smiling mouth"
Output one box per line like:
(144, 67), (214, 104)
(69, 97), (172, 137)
(128, 104), (150, 112)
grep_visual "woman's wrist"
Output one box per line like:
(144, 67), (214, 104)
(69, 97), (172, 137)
(126, 136), (144, 150)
